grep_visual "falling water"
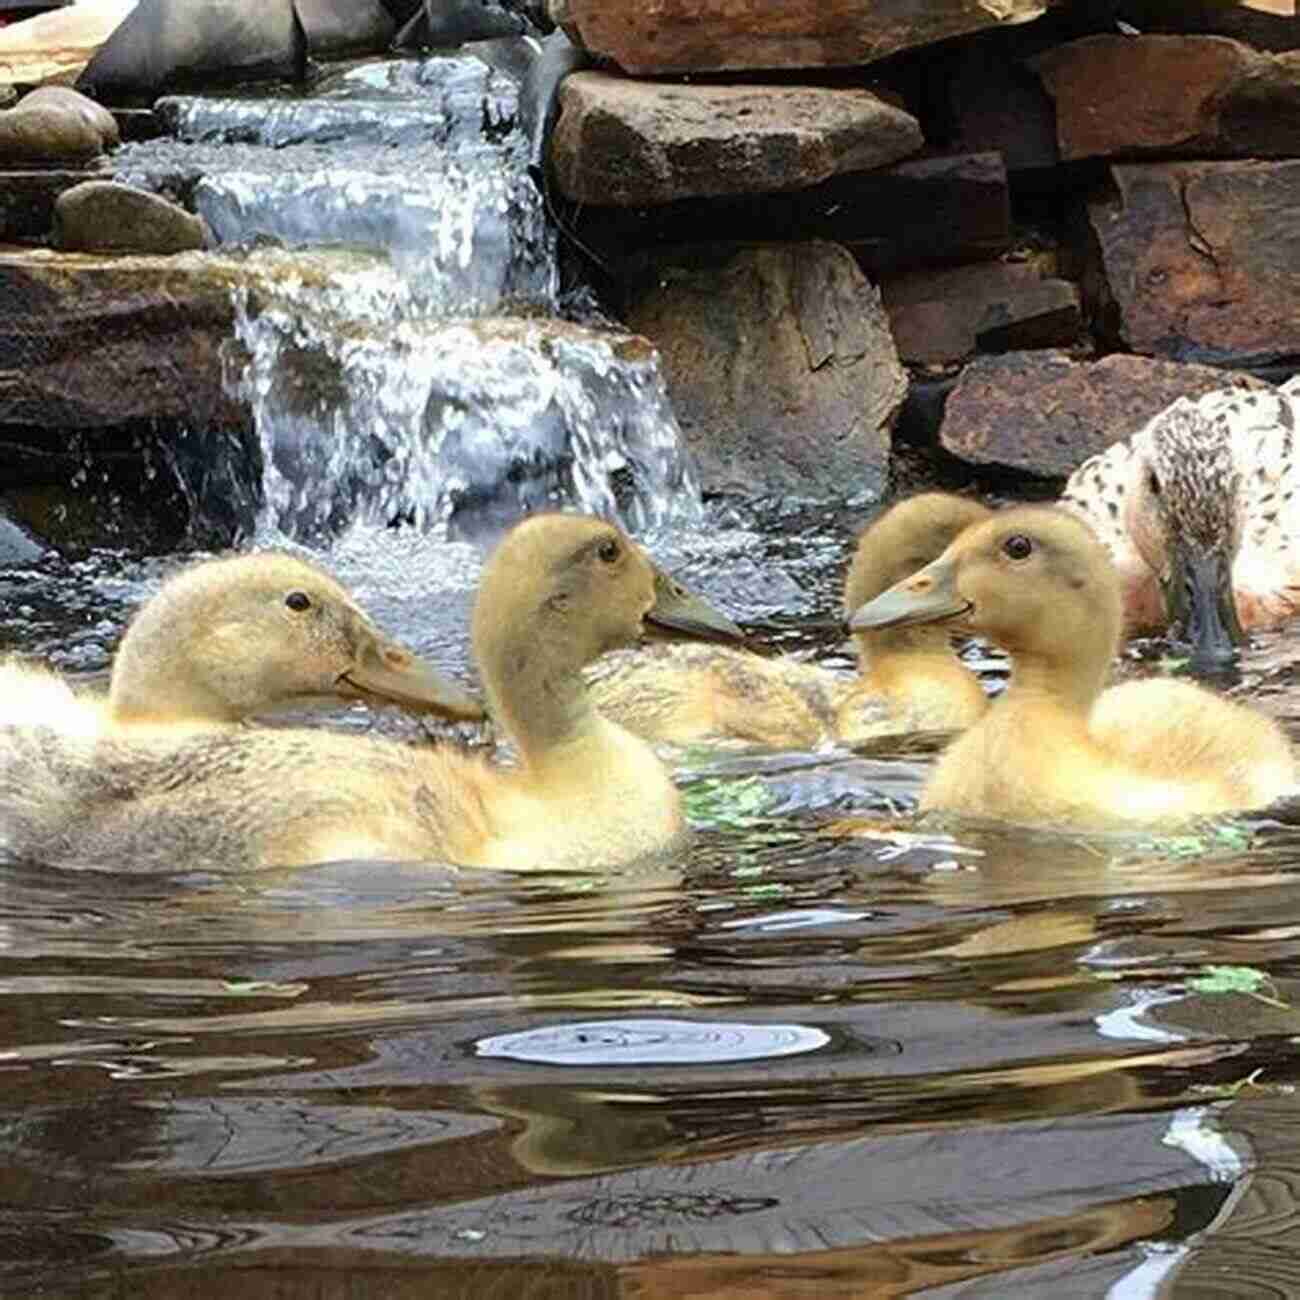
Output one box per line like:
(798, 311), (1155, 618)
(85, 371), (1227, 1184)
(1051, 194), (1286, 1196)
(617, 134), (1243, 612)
(112, 51), (703, 545)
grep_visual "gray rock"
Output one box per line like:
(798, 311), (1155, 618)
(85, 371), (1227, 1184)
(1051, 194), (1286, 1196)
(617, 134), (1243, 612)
(626, 241), (905, 499)
(551, 72), (922, 206)
(53, 180), (209, 254)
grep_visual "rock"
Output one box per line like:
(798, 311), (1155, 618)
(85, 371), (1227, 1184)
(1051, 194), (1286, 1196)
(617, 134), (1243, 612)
(882, 261), (1081, 365)
(53, 180), (209, 254)
(1108, 0), (1299, 53)
(393, 0), (534, 48)
(0, 0), (136, 87)
(938, 351), (1270, 477)
(549, 0), (1049, 76)
(1085, 160), (1300, 368)
(550, 72), (922, 207)
(566, 151), (1011, 280)
(0, 512), (46, 566)
(1032, 35), (1300, 161)
(76, 0), (305, 103)
(624, 242), (905, 499)
(0, 246), (247, 430)
(0, 84), (117, 164)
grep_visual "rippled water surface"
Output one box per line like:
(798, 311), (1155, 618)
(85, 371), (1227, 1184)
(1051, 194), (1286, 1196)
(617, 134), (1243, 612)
(5, 515), (1300, 1299)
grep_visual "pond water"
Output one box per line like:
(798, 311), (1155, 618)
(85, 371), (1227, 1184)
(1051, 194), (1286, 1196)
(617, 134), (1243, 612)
(5, 514), (1300, 1299)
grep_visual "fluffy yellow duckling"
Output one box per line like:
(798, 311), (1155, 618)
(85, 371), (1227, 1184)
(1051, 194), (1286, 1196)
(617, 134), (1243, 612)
(849, 505), (1295, 830)
(6, 515), (742, 873)
(1062, 387), (1300, 664)
(0, 552), (483, 735)
(587, 493), (992, 749)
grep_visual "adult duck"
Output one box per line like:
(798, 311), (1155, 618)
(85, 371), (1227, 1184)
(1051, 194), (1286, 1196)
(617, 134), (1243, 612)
(588, 492), (992, 749)
(849, 505), (1294, 830)
(1061, 384), (1300, 666)
(0, 551), (484, 735)
(3, 515), (742, 872)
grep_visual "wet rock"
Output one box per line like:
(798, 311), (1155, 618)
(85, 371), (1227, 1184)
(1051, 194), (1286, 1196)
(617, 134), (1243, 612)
(53, 180), (209, 254)
(624, 242), (905, 500)
(0, 84), (118, 165)
(76, 0), (306, 103)
(0, 0), (135, 87)
(938, 351), (1270, 477)
(1032, 35), (1300, 161)
(0, 247), (247, 430)
(394, 0), (536, 48)
(882, 261), (1081, 365)
(549, 0), (1048, 76)
(1085, 160), (1300, 368)
(550, 72), (922, 207)
(567, 151), (1011, 280)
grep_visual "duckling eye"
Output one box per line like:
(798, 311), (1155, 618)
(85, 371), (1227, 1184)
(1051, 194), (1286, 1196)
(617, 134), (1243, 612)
(284, 591), (312, 612)
(597, 539), (620, 564)
(1002, 534), (1034, 561)
(1147, 470), (1161, 497)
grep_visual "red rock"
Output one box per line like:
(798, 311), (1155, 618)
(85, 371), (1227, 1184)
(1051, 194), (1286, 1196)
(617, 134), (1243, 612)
(550, 72), (922, 207)
(550, 0), (1049, 76)
(1032, 35), (1300, 160)
(1085, 160), (1300, 367)
(938, 351), (1270, 477)
(624, 242), (905, 498)
(882, 261), (1080, 365)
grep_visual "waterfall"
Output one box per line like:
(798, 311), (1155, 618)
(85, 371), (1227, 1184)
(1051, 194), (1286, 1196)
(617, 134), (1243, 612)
(113, 51), (703, 544)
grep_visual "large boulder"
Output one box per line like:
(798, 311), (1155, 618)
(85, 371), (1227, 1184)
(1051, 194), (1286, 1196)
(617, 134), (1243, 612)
(53, 180), (209, 254)
(548, 0), (1048, 76)
(550, 72), (922, 206)
(938, 351), (1271, 477)
(0, 0), (136, 87)
(1032, 35), (1300, 160)
(624, 242), (906, 500)
(1085, 160), (1300, 368)
(76, 0), (305, 102)
(0, 84), (117, 165)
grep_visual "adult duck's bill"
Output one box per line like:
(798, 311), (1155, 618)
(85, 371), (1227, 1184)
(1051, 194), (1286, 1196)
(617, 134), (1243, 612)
(337, 633), (485, 721)
(1163, 542), (1246, 670)
(848, 557), (972, 631)
(643, 568), (744, 643)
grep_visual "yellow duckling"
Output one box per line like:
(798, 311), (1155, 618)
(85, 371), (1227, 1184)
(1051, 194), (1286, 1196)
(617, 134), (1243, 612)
(587, 492), (992, 749)
(7, 514), (742, 872)
(0, 552), (483, 735)
(1061, 387), (1300, 664)
(849, 505), (1295, 830)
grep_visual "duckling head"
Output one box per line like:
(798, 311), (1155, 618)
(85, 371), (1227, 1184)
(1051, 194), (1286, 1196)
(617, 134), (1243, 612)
(1125, 399), (1245, 668)
(842, 492), (992, 655)
(108, 552), (484, 727)
(850, 506), (1122, 710)
(471, 514), (742, 747)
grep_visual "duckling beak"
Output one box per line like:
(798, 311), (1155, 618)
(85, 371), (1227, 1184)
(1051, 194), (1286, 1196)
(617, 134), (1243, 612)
(848, 558), (972, 631)
(643, 568), (744, 643)
(338, 637), (486, 721)
(1164, 542), (1245, 669)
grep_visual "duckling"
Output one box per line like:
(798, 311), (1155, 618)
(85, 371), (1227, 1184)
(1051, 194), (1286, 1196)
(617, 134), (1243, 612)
(1061, 386), (1300, 664)
(849, 505), (1295, 830)
(3, 515), (742, 873)
(0, 551), (484, 736)
(587, 493), (992, 749)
